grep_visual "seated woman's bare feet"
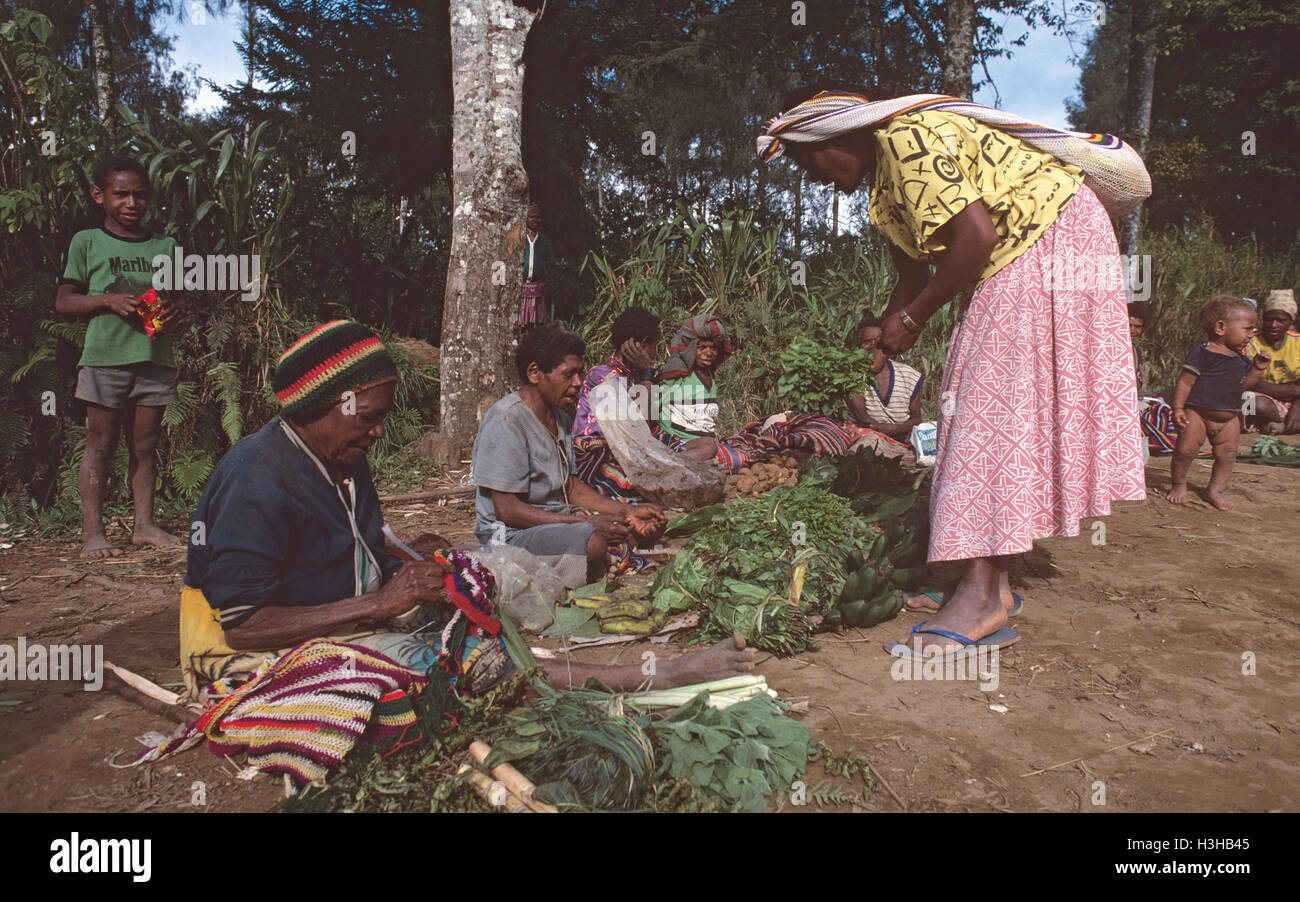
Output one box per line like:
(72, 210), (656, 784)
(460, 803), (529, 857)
(1166, 485), (1188, 504)
(661, 633), (755, 687)
(81, 534), (123, 559)
(131, 523), (182, 548)
(1204, 489), (1234, 511)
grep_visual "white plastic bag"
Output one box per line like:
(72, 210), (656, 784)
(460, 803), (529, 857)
(589, 379), (725, 509)
(459, 543), (585, 632)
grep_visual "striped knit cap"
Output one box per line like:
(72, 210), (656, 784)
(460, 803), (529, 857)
(273, 320), (398, 417)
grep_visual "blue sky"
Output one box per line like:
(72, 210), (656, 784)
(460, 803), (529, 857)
(167, 6), (1093, 130)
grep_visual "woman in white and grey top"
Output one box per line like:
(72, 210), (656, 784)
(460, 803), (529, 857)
(846, 314), (924, 440)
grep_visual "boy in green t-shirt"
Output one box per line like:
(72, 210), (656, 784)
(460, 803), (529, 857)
(55, 156), (184, 558)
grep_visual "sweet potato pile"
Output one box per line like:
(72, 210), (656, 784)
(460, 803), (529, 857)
(730, 455), (800, 497)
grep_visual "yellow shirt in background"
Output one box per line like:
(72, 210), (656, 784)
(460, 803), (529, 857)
(1246, 331), (1300, 385)
(870, 109), (1085, 283)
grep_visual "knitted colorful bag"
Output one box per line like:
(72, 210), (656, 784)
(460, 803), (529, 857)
(121, 639), (427, 786)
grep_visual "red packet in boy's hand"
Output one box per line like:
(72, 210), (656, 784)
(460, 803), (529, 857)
(136, 288), (165, 338)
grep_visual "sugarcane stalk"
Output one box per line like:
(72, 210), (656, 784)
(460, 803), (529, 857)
(470, 739), (559, 814)
(457, 764), (530, 813)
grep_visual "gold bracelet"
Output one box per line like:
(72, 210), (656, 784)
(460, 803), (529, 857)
(898, 309), (922, 333)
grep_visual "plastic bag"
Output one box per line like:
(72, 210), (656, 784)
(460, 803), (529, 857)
(459, 543), (586, 632)
(589, 380), (726, 509)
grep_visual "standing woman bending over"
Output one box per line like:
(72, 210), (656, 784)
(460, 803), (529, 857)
(759, 89), (1148, 658)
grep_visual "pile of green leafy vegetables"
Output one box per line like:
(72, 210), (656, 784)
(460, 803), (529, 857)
(652, 454), (934, 652)
(648, 692), (811, 813)
(776, 335), (874, 415)
(650, 484), (870, 654)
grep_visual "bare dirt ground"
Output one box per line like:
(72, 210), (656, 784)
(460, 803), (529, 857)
(2, 439), (1297, 813)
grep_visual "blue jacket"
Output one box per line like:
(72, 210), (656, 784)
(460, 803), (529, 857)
(185, 417), (400, 628)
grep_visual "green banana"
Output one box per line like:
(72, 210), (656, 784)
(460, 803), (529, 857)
(600, 617), (657, 635)
(856, 568), (879, 599)
(596, 599), (654, 621)
(573, 593), (613, 610)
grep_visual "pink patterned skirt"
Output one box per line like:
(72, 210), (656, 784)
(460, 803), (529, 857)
(928, 184), (1146, 562)
(519, 280), (546, 326)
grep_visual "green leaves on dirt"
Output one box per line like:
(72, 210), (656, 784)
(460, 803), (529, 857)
(651, 692), (810, 813)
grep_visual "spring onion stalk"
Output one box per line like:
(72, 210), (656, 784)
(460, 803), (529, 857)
(659, 674), (766, 693)
(627, 678), (774, 710)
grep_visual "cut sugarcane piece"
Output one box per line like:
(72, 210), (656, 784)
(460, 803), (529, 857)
(470, 739), (559, 814)
(457, 764), (530, 812)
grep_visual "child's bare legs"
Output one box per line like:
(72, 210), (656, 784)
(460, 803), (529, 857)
(1167, 408), (1205, 504)
(128, 403), (181, 547)
(79, 404), (124, 558)
(1203, 414), (1241, 511)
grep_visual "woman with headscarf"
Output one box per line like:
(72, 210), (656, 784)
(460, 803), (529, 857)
(759, 89), (1150, 660)
(653, 314), (733, 461)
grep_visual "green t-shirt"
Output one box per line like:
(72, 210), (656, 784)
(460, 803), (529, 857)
(60, 227), (176, 368)
(658, 371), (718, 439)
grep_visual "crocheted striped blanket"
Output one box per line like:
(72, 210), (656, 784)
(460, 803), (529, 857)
(127, 639), (427, 786)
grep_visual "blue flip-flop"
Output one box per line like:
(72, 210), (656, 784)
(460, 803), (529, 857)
(904, 586), (1023, 616)
(884, 620), (1022, 662)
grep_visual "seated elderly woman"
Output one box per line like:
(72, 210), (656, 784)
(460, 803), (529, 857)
(183, 321), (753, 698)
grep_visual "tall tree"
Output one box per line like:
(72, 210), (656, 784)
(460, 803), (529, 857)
(1069, 0), (1300, 248)
(438, 0), (538, 458)
(942, 0), (975, 98)
(84, 0), (115, 136)
(1118, 0), (1160, 257)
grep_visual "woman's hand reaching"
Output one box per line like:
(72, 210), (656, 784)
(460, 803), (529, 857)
(879, 313), (920, 355)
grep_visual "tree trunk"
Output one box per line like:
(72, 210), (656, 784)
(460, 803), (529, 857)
(1119, 0), (1159, 258)
(941, 0), (975, 99)
(85, 0), (115, 138)
(793, 170), (802, 260)
(438, 0), (536, 460)
(244, 1), (256, 150)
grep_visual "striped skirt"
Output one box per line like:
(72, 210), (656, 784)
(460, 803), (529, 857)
(928, 184), (1146, 562)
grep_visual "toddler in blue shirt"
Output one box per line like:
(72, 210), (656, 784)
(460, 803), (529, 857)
(1169, 295), (1270, 509)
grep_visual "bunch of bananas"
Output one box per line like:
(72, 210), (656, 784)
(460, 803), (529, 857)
(573, 594), (668, 635)
(822, 517), (927, 631)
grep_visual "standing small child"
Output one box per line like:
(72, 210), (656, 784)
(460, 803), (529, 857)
(1168, 295), (1269, 510)
(55, 156), (184, 557)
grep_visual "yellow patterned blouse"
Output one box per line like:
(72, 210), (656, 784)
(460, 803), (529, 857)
(869, 109), (1085, 283)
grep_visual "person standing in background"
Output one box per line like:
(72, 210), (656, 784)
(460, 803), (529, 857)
(520, 202), (557, 326)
